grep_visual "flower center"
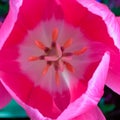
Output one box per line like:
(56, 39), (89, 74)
(28, 28), (87, 86)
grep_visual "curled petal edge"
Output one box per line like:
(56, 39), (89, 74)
(76, 0), (120, 50)
(0, 0), (23, 49)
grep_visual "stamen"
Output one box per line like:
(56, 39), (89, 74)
(73, 47), (87, 56)
(64, 61), (75, 73)
(63, 38), (73, 49)
(28, 56), (40, 61)
(55, 71), (60, 86)
(52, 28), (59, 42)
(28, 27), (88, 88)
(42, 64), (50, 76)
(51, 42), (56, 48)
(35, 40), (47, 50)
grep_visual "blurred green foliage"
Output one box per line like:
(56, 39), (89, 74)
(0, 100), (27, 118)
(0, 0), (9, 19)
(99, 98), (116, 114)
(101, 0), (120, 16)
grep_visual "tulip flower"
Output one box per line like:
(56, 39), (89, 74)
(0, 0), (120, 119)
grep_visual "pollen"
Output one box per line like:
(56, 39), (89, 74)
(64, 61), (75, 73)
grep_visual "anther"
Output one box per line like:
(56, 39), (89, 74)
(52, 28), (59, 42)
(56, 43), (62, 58)
(58, 60), (64, 72)
(64, 61), (75, 73)
(28, 56), (40, 61)
(55, 71), (60, 86)
(63, 38), (73, 49)
(42, 64), (51, 76)
(35, 40), (47, 50)
(45, 56), (58, 61)
(73, 47), (87, 56)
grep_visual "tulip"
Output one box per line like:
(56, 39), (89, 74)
(0, 0), (120, 119)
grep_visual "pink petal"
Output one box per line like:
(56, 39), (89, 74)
(0, 37), (66, 118)
(0, 0), (22, 49)
(53, 89), (70, 111)
(59, 0), (120, 96)
(0, 68), (106, 120)
(70, 79), (87, 102)
(0, 0), (63, 49)
(16, 0), (63, 29)
(77, 0), (120, 49)
(62, 42), (107, 102)
(73, 106), (105, 120)
(59, 0), (120, 49)
(0, 80), (48, 120)
(0, 41), (56, 117)
(0, 70), (59, 118)
(106, 49), (120, 94)
(57, 52), (110, 120)
(27, 86), (60, 118)
(0, 82), (11, 108)
(116, 17), (120, 24)
(0, 70), (33, 102)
